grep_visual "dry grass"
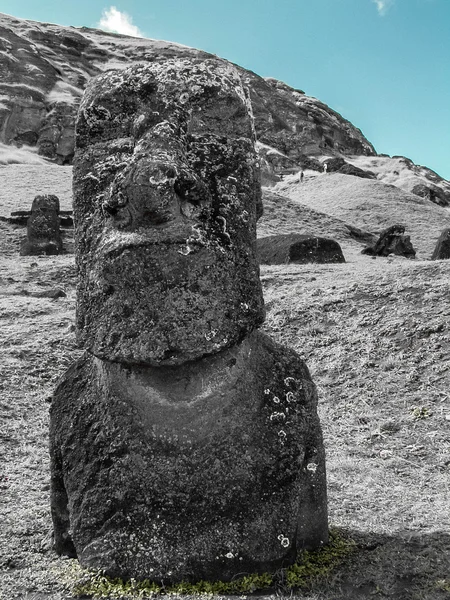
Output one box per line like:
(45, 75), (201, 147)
(1, 164), (450, 599)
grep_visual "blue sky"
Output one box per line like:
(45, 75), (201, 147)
(1, 0), (449, 180)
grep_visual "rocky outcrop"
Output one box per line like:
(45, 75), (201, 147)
(320, 157), (375, 179)
(50, 59), (328, 584)
(337, 163), (376, 179)
(362, 224), (416, 259)
(258, 234), (345, 264)
(0, 12), (374, 171)
(19, 194), (63, 255)
(411, 183), (450, 207)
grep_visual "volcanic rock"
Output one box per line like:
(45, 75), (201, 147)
(20, 194), (63, 256)
(411, 183), (450, 207)
(50, 59), (328, 584)
(258, 234), (345, 264)
(337, 163), (376, 179)
(431, 228), (450, 260)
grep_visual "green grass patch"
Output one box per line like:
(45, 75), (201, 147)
(69, 529), (354, 598)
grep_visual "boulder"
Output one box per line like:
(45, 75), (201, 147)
(19, 194), (63, 256)
(431, 228), (450, 260)
(362, 224), (416, 259)
(258, 234), (345, 264)
(50, 59), (328, 584)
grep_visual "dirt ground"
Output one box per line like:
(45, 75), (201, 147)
(1, 166), (449, 599)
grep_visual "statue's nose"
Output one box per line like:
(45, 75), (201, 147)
(102, 163), (180, 228)
(103, 161), (209, 229)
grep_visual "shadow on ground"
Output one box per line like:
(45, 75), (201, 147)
(310, 528), (450, 600)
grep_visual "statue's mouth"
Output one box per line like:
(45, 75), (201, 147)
(97, 225), (199, 260)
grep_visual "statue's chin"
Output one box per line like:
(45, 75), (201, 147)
(77, 243), (265, 366)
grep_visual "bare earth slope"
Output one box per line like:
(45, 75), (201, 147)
(1, 163), (450, 599)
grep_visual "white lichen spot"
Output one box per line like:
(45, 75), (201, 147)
(205, 329), (218, 341)
(273, 396), (280, 404)
(264, 388), (271, 395)
(177, 244), (193, 256)
(225, 552), (234, 559)
(284, 377), (296, 386)
(269, 412), (286, 421)
(307, 463), (318, 473)
(286, 392), (295, 403)
(277, 534), (290, 548)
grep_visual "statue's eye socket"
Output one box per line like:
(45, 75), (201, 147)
(174, 176), (202, 205)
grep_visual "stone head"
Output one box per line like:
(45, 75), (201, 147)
(73, 58), (265, 366)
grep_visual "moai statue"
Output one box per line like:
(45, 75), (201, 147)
(20, 194), (63, 256)
(431, 228), (450, 260)
(50, 59), (328, 584)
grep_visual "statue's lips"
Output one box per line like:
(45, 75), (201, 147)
(97, 226), (197, 260)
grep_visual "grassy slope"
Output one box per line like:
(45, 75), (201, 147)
(0, 166), (449, 599)
(273, 173), (450, 259)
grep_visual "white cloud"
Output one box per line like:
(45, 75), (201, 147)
(372, 0), (394, 16)
(98, 6), (144, 37)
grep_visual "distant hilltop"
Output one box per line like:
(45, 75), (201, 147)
(0, 11), (448, 202)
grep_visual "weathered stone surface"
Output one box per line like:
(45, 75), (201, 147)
(50, 58), (328, 584)
(74, 59), (264, 366)
(431, 228), (450, 260)
(258, 234), (345, 264)
(50, 330), (328, 582)
(362, 224), (416, 259)
(20, 194), (63, 256)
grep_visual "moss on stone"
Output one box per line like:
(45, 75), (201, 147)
(70, 528), (354, 598)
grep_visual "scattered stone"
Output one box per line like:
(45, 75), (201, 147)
(258, 234), (345, 264)
(50, 58), (328, 584)
(431, 228), (450, 260)
(19, 195), (63, 256)
(362, 224), (416, 259)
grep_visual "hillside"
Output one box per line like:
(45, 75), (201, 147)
(0, 11), (372, 177)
